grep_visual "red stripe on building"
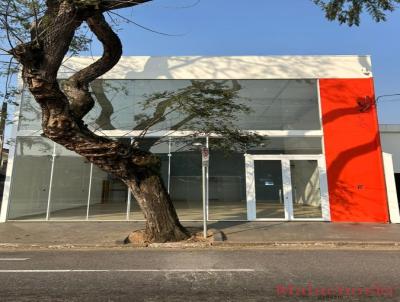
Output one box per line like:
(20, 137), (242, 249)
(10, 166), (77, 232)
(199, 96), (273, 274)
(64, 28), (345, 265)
(320, 78), (389, 222)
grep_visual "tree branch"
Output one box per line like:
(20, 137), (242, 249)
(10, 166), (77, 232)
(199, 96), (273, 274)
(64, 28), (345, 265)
(64, 12), (122, 119)
(99, 0), (151, 12)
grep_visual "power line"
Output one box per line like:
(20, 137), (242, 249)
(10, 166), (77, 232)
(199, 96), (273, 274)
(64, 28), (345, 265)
(376, 94), (400, 103)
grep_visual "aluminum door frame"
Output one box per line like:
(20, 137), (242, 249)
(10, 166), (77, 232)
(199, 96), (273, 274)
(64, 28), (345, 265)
(245, 154), (330, 221)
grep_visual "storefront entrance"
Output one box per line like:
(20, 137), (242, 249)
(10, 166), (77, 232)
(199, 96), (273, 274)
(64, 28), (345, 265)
(245, 155), (329, 221)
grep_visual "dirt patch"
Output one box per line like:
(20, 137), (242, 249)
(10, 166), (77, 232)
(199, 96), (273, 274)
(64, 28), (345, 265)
(124, 227), (225, 247)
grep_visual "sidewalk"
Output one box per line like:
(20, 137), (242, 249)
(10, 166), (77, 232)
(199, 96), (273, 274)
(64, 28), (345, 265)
(1, 221), (400, 249)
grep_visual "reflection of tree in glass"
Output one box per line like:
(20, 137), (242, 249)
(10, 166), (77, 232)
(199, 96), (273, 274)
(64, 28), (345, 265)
(90, 80), (116, 130)
(88, 80), (132, 131)
(135, 80), (244, 131)
(19, 90), (42, 128)
(87, 80), (262, 152)
(133, 80), (262, 152)
(18, 137), (53, 156)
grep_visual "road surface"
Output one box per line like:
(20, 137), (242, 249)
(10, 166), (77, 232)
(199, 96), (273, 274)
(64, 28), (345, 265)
(0, 249), (399, 301)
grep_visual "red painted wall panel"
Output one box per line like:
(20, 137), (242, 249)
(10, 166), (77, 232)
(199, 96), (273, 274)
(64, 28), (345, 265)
(320, 78), (389, 222)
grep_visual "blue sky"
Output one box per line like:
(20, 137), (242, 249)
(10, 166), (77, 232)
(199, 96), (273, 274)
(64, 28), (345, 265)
(86, 0), (400, 123)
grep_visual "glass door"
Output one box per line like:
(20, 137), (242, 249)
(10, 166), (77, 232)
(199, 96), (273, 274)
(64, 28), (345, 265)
(245, 155), (328, 221)
(290, 160), (323, 219)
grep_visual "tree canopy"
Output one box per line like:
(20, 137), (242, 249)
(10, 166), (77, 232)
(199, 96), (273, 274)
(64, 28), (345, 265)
(314, 0), (400, 26)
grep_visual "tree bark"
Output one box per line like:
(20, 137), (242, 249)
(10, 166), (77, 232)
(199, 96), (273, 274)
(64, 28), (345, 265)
(11, 1), (190, 242)
(128, 172), (189, 242)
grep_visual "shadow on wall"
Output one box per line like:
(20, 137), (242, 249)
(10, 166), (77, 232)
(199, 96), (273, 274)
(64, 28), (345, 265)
(320, 79), (388, 222)
(126, 57), (173, 79)
(123, 56), (372, 80)
(59, 55), (373, 80)
(326, 135), (384, 221)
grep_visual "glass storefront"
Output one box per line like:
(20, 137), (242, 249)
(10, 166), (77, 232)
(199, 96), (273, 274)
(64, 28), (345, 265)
(5, 79), (327, 221)
(6, 137), (207, 221)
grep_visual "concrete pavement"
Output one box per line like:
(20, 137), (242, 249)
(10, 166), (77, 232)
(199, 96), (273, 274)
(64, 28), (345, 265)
(1, 221), (400, 249)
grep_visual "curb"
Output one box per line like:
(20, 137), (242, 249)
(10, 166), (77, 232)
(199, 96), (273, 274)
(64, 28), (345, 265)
(1, 241), (400, 250)
(211, 241), (400, 249)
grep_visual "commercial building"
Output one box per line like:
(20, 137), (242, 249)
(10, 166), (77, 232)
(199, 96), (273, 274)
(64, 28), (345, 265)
(380, 124), (400, 223)
(0, 56), (397, 223)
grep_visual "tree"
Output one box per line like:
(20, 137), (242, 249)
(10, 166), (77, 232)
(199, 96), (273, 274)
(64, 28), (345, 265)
(314, 0), (400, 26)
(0, 0), (261, 242)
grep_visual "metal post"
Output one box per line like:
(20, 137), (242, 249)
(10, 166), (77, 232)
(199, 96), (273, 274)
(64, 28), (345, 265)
(46, 143), (56, 221)
(201, 141), (209, 239)
(86, 163), (94, 220)
(206, 137), (209, 221)
(167, 137), (171, 193)
(126, 138), (133, 221)
(202, 164), (207, 238)
(126, 188), (131, 221)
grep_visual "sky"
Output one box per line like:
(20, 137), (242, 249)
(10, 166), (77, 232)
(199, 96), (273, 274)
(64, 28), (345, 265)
(83, 0), (400, 124)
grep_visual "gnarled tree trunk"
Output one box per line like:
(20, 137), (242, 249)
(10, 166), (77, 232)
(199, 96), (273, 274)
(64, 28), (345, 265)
(11, 0), (189, 242)
(128, 173), (189, 242)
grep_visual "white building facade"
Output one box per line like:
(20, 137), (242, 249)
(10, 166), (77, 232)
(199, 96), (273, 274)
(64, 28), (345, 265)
(0, 56), (393, 223)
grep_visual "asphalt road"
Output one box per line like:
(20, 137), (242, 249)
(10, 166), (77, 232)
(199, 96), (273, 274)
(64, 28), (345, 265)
(0, 249), (399, 301)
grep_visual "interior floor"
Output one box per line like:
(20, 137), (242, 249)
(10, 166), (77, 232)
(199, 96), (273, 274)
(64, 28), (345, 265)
(9, 200), (322, 221)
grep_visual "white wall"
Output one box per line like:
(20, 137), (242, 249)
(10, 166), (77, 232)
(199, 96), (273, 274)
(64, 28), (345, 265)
(59, 55), (373, 80)
(380, 125), (400, 173)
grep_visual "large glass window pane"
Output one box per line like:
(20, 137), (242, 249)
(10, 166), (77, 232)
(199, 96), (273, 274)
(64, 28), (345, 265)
(235, 80), (320, 130)
(290, 160), (322, 218)
(8, 137), (53, 220)
(88, 138), (131, 220)
(209, 151), (247, 220)
(169, 139), (203, 220)
(85, 80), (191, 131)
(49, 145), (91, 220)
